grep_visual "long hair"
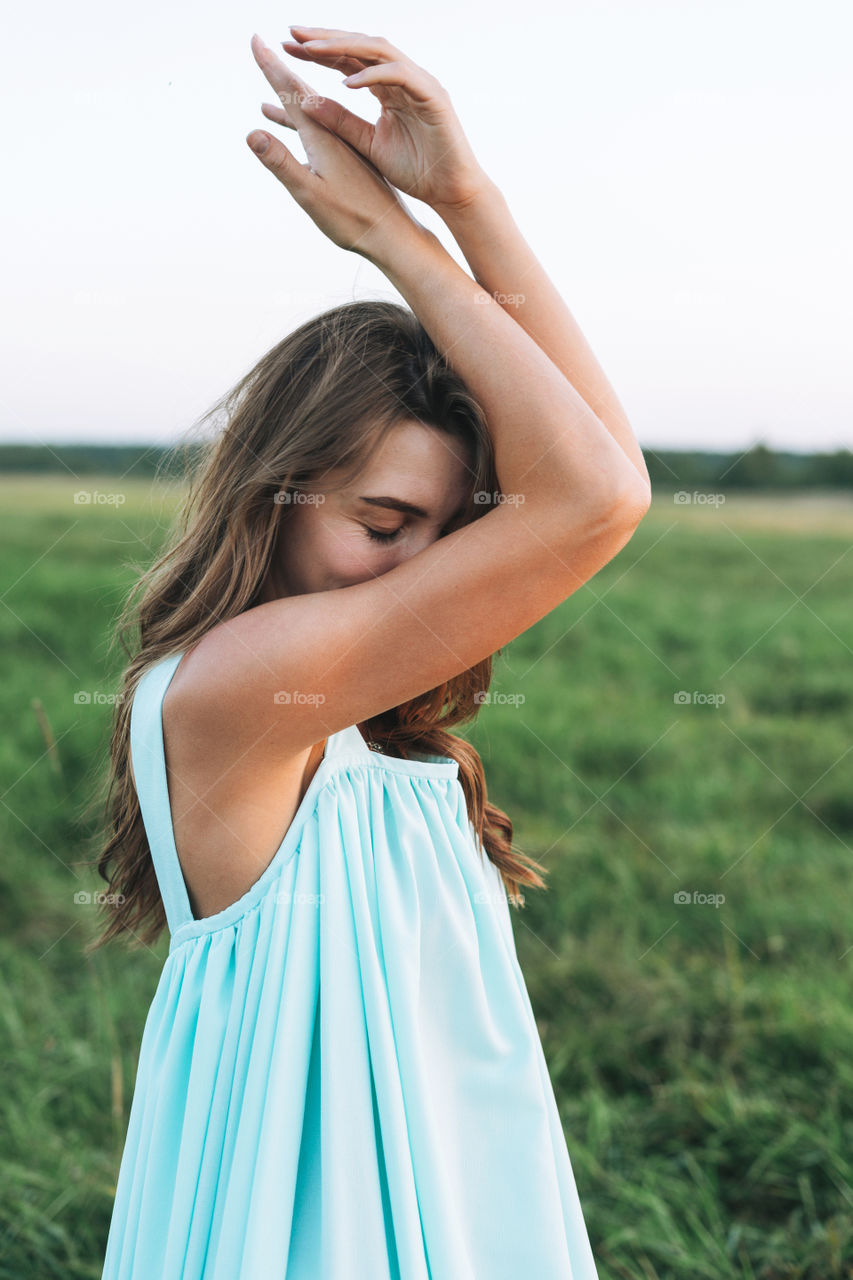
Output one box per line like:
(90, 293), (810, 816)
(82, 299), (548, 952)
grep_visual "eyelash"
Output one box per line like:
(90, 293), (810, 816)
(364, 521), (458, 544)
(365, 526), (403, 544)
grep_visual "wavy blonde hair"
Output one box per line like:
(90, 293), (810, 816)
(83, 299), (548, 953)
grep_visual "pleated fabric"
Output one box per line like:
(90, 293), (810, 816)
(100, 651), (599, 1279)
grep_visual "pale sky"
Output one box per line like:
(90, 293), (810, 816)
(2, 0), (851, 452)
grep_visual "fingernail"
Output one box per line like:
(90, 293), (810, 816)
(249, 133), (269, 154)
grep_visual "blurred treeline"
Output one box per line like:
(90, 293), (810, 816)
(2, 442), (852, 490)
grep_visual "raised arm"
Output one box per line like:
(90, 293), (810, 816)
(247, 33), (646, 520)
(181, 217), (648, 758)
(169, 38), (652, 762)
(274, 26), (651, 494)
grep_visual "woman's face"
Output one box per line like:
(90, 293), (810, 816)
(262, 418), (475, 599)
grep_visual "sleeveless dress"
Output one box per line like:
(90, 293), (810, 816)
(100, 651), (599, 1279)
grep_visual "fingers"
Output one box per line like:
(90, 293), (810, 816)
(279, 29), (441, 108)
(260, 101), (296, 131)
(282, 31), (438, 105)
(245, 129), (313, 202)
(289, 31), (407, 70)
(287, 25), (396, 57)
(298, 96), (375, 158)
(259, 94), (373, 159)
(337, 61), (436, 104)
(280, 39), (365, 77)
(250, 33), (321, 128)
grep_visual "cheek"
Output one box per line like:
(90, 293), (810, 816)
(314, 518), (382, 575)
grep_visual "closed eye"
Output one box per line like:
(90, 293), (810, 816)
(365, 526), (403, 544)
(364, 519), (464, 545)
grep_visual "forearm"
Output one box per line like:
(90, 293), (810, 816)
(433, 177), (650, 493)
(372, 226), (650, 517)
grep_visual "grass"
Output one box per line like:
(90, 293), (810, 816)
(0, 473), (851, 1278)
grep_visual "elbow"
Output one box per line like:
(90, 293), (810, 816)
(628, 479), (653, 519)
(606, 474), (652, 527)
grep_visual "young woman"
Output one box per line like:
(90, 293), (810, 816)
(94, 27), (651, 1279)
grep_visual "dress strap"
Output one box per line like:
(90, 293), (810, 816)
(129, 652), (195, 934)
(323, 722), (373, 761)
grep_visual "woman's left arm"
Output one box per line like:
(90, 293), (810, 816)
(269, 25), (650, 493)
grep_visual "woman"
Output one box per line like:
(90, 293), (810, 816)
(95, 26), (651, 1278)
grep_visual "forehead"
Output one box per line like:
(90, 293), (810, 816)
(340, 420), (474, 510)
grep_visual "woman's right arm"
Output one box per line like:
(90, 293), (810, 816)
(174, 41), (649, 758)
(179, 219), (648, 755)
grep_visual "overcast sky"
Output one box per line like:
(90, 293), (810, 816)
(2, 0), (851, 453)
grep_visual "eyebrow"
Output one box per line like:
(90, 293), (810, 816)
(358, 495), (467, 521)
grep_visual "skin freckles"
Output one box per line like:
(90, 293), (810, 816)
(260, 418), (475, 601)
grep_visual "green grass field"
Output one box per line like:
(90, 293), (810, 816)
(1, 474), (852, 1279)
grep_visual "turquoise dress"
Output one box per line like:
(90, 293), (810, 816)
(101, 651), (599, 1278)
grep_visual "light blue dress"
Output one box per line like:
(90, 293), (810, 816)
(101, 651), (599, 1278)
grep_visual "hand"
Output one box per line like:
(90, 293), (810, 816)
(246, 34), (426, 263)
(261, 27), (489, 214)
